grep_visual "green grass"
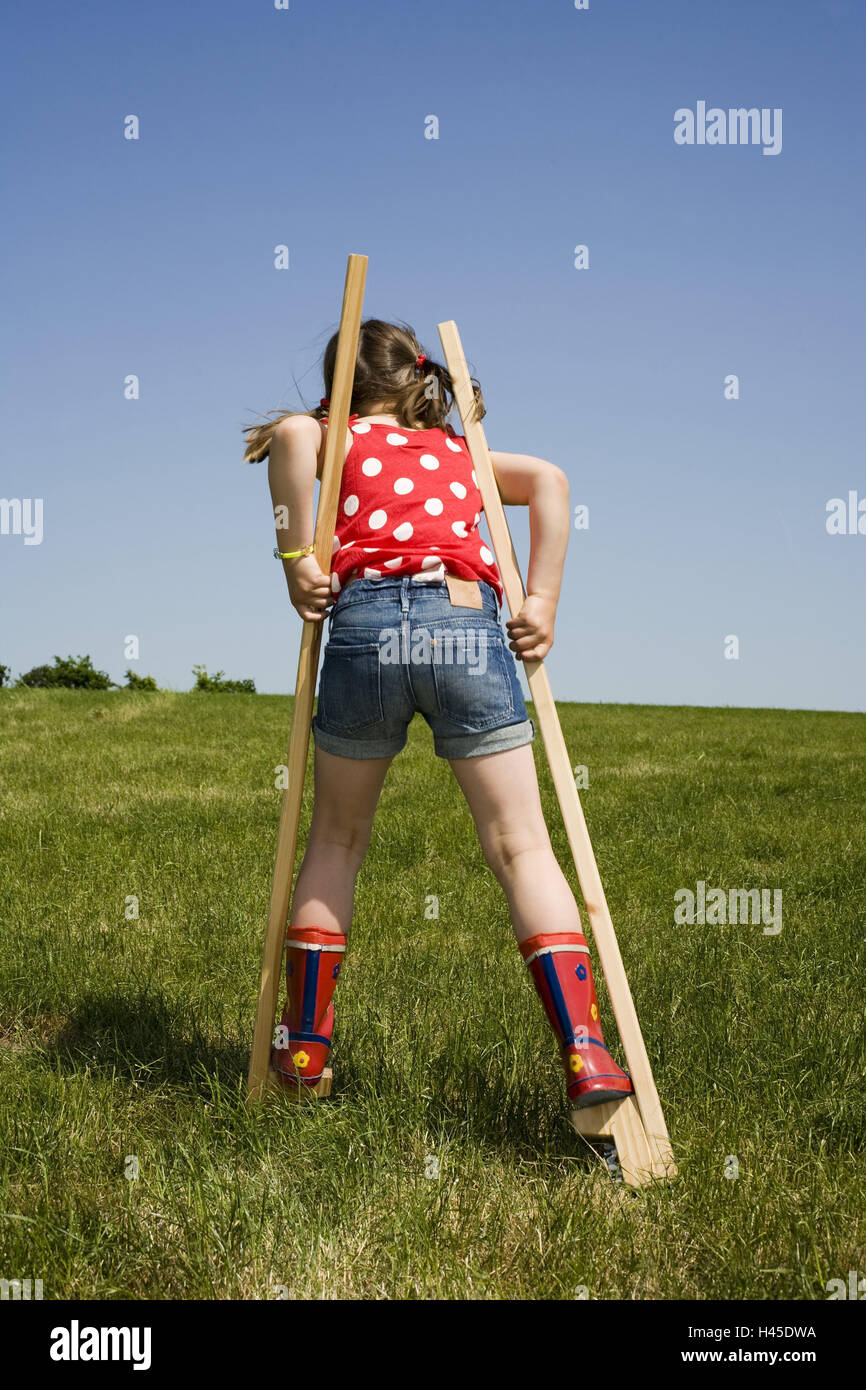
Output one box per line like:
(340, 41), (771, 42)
(0, 689), (863, 1300)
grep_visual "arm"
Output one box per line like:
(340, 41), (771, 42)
(267, 415), (334, 621)
(488, 450), (570, 661)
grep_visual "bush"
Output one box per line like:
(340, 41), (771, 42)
(0, 664), (9, 688)
(123, 670), (159, 691)
(191, 665), (256, 694)
(17, 654), (116, 690)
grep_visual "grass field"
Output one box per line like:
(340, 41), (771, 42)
(0, 689), (863, 1300)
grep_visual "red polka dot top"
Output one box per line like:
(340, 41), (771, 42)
(330, 418), (503, 604)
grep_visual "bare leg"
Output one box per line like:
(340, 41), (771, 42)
(448, 742), (580, 944)
(290, 747), (394, 934)
(449, 741), (633, 1106)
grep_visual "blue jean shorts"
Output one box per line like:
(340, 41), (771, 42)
(312, 575), (536, 760)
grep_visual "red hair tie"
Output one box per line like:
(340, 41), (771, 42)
(319, 399), (358, 427)
(415, 353), (427, 372)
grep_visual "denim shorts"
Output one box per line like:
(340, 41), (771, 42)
(311, 575), (536, 760)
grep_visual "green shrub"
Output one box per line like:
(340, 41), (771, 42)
(17, 654), (116, 690)
(191, 664), (256, 694)
(123, 670), (159, 691)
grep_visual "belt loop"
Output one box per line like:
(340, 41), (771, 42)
(400, 576), (410, 663)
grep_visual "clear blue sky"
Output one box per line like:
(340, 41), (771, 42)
(2, 0), (863, 709)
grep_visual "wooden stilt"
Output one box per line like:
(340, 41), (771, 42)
(437, 320), (677, 1187)
(246, 253), (368, 1104)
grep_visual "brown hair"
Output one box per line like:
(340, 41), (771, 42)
(242, 318), (485, 464)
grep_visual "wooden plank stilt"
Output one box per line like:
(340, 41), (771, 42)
(246, 253), (368, 1104)
(437, 320), (677, 1187)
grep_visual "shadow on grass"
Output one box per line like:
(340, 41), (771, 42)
(27, 994), (603, 1175)
(332, 1049), (602, 1175)
(32, 988), (248, 1093)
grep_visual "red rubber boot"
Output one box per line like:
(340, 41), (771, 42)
(520, 931), (633, 1109)
(271, 925), (347, 1087)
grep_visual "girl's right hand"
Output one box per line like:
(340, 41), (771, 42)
(286, 554), (334, 621)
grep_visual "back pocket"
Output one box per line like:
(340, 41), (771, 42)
(431, 627), (515, 731)
(318, 641), (384, 733)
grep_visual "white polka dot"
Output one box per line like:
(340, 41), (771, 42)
(361, 457), (382, 476)
(393, 477), (414, 495)
(393, 521), (413, 541)
(331, 572), (341, 593)
(424, 497), (444, 516)
(480, 545), (494, 565)
(364, 567), (382, 579)
(384, 556), (403, 569)
(351, 422), (372, 433)
(419, 454), (439, 470)
(332, 534), (340, 553)
(471, 470), (477, 485)
(446, 438), (462, 453)
(368, 509), (387, 529)
(449, 481), (467, 499)
(421, 555), (441, 569)
(343, 494), (359, 516)
(362, 547), (377, 553)
(474, 513), (481, 525)
(386, 432), (408, 446)
(451, 520), (468, 538)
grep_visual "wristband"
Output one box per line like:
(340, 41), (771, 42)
(274, 543), (315, 561)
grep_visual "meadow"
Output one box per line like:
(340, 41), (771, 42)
(0, 689), (863, 1300)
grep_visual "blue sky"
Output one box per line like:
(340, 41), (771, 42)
(2, 0), (863, 708)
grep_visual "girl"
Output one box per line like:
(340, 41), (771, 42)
(243, 319), (631, 1114)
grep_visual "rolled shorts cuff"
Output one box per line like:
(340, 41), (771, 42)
(433, 716), (536, 760)
(311, 718), (408, 761)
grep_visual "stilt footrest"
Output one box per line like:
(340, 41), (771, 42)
(571, 1094), (677, 1187)
(266, 1065), (333, 1101)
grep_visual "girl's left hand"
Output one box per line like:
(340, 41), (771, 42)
(506, 594), (556, 661)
